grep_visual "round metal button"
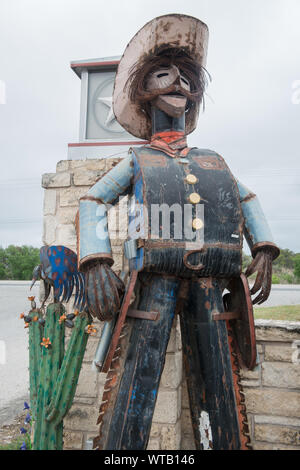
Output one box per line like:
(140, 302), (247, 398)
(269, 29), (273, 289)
(185, 174), (198, 184)
(192, 218), (204, 230)
(188, 193), (201, 204)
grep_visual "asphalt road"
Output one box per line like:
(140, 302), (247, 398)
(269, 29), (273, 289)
(0, 281), (299, 426)
(0, 281), (39, 425)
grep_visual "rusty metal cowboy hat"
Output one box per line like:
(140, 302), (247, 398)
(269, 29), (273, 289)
(113, 14), (209, 140)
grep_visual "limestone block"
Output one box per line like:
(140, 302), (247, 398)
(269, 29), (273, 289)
(166, 325), (177, 353)
(57, 206), (78, 225)
(176, 320), (182, 351)
(56, 223), (77, 246)
(153, 390), (180, 424)
(147, 438), (160, 450)
(264, 343), (295, 363)
(106, 158), (122, 171)
(166, 317), (181, 353)
(240, 366), (261, 380)
(149, 422), (161, 438)
(160, 351), (182, 389)
(255, 321), (300, 342)
(44, 189), (57, 215)
(82, 337), (99, 363)
(160, 421), (181, 450)
(240, 365), (261, 387)
(262, 362), (300, 389)
(241, 379), (261, 388)
(181, 435), (196, 450)
(60, 186), (87, 207)
(70, 159), (106, 172)
(43, 215), (57, 245)
(73, 170), (104, 186)
(245, 388), (300, 418)
(63, 430), (83, 450)
(255, 423), (300, 447)
(112, 254), (123, 271)
(254, 415), (300, 427)
(181, 380), (190, 408)
(111, 244), (123, 255)
(181, 408), (194, 436)
(253, 441), (300, 450)
(75, 363), (98, 399)
(64, 404), (99, 432)
(42, 172), (71, 188)
(56, 160), (70, 172)
(73, 397), (95, 406)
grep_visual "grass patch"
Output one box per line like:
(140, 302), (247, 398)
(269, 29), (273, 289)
(0, 434), (31, 450)
(254, 304), (300, 322)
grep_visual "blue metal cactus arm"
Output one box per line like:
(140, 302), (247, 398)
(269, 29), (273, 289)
(78, 154), (134, 270)
(236, 180), (280, 260)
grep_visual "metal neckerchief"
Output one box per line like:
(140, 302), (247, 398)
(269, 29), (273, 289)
(148, 130), (193, 158)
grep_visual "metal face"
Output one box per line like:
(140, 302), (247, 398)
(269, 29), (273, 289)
(146, 65), (191, 118)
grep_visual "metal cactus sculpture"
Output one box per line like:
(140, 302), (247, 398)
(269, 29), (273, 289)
(22, 245), (94, 450)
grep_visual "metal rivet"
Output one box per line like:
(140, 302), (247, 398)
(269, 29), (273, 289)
(185, 174), (198, 184)
(192, 218), (204, 230)
(188, 193), (201, 204)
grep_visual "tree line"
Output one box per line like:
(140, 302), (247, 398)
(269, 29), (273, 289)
(0, 245), (299, 282)
(0, 245), (40, 280)
(243, 248), (300, 284)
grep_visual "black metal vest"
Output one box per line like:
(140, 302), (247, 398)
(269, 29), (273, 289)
(129, 146), (243, 278)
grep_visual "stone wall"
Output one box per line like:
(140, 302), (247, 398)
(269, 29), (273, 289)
(242, 320), (300, 450)
(42, 158), (300, 450)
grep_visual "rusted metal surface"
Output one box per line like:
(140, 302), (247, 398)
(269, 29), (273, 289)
(101, 270), (138, 373)
(93, 319), (132, 450)
(212, 310), (240, 321)
(180, 277), (241, 450)
(129, 146), (243, 277)
(240, 192), (256, 204)
(245, 248), (275, 305)
(226, 322), (253, 450)
(113, 14), (209, 140)
(84, 262), (125, 321)
(79, 195), (105, 204)
(77, 11), (280, 450)
(223, 274), (257, 370)
(183, 249), (205, 271)
(94, 273), (180, 450)
(251, 241), (280, 260)
(126, 308), (160, 321)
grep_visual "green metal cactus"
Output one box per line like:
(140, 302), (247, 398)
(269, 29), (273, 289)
(26, 302), (92, 450)
(27, 309), (43, 421)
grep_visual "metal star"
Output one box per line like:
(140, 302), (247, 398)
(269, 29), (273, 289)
(97, 96), (116, 127)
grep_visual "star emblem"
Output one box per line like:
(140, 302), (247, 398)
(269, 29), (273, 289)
(97, 95), (116, 127)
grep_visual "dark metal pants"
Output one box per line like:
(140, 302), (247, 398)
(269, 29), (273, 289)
(180, 278), (241, 450)
(104, 273), (180, 450)
(103, 274), (241, 450)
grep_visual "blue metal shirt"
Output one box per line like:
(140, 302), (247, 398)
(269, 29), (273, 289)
(78, 150), (276, 266)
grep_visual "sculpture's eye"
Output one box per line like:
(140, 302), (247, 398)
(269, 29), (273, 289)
(181, 76), (189, 86)
(157, 72), (169, 78)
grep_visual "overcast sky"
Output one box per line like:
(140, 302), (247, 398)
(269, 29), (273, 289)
(0, 0), (299, 252)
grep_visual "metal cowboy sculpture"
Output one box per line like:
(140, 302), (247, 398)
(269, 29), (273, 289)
(77, 14), (280, 450)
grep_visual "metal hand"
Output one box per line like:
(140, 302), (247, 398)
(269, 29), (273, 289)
(245, 250), (273, 305)
(85, 263), (125, 321)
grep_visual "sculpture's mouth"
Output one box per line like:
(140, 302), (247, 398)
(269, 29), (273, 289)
(165, 91), (185, 97)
